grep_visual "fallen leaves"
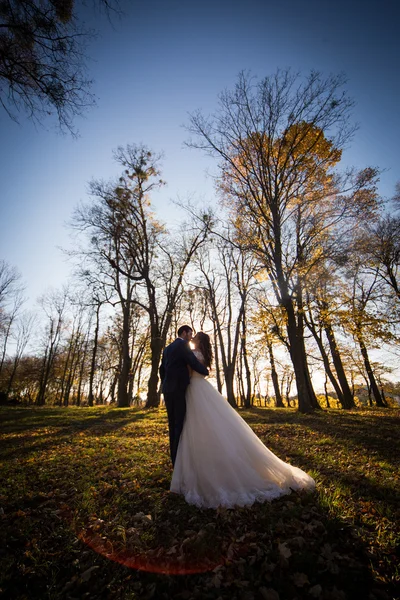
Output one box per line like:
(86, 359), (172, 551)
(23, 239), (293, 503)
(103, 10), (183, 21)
(80, 564), (99, 582)
(309, 583), (323, 598)
(260, 587), (280, 600)
(278, 542), (291, 559)
(0, 405), (399, 599)
(292, 572), (309, 587)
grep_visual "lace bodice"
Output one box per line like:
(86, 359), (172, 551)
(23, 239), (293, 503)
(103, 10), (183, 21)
(192, 350), (206, 378)
(193, 350), (205, 362)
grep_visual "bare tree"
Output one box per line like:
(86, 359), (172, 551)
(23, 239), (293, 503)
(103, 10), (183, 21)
(303, 271), (356, 409)
(193, 240), (257, 407)
(0, 0), (122, 132)
(4, 311), (34, 397)
(0, 260), (22, 305)
(72, 150), (152, 406)
(254, 292), (293, 407)
(128, 308), (150, 404)
(0, 260), (25, 376)
(36, 287), (68, 405)
(392, 181), (400, 211)
(340, 261), (392, 407)
(57, 295), (90, 406)
(75, 314), (92, 406)
(187, 69), (379, 412)
(364, 214), (400, 302)
(87, 297), (102, 406)
(72, 144), (211, 407)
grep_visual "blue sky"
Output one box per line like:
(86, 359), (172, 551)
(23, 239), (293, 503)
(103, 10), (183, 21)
(1, 0), (399, 307)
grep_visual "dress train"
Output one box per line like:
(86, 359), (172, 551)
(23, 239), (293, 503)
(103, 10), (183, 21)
(170, 371), (315, 509)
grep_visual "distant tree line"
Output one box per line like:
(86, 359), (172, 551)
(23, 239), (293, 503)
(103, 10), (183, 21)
(1, 70), (399, 412)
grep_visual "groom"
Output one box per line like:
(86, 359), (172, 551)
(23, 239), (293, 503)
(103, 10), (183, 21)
(159, 325), (209, 466)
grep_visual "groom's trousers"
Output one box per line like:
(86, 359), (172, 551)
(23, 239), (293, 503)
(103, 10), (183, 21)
(164, 386), (187, 466)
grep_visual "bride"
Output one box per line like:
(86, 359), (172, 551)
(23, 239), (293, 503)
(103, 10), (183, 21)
(170, 332), (315, 508)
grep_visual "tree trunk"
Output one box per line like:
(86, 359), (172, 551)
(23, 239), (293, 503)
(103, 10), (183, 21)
(128, 327), (140, 404)
(264, 376), (270, 407)
(324, 323), (355, 408)
(36, 317), (61, 406)
(386, 264), (400, 301)
(284, 298), (319, 412)
(64, 339), (80, 407)
(357, 330), (386, 407)
(224, 365), (237, 407)
(324, 374), (331, 408)
(240, 317), (252, 409)
(137, 360), (144, 405)
(88, 304), (101, 407)
(117, 304), (131, 408)
(128, 367), (134, 404)
(267, 340), (284, 407)
(76, 325), (90, 407)
(213, 327), (222, 393)
(236, 364), (245, 408)
(37, 354), (54, 406)
(145, 332), (163, 408)
(36, 349), (49, 406)
(285, 373), (294, 406)
(110, 369), (118, 404)
(6, 358), (18, 397)
(0, 318), (13, 376)
(59, 337), (73, 406)
(306, 317), (346, 406)
(131, 339), (146, 401)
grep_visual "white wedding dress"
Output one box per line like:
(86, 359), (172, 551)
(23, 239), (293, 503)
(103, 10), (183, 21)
(170, 351), (315, 509)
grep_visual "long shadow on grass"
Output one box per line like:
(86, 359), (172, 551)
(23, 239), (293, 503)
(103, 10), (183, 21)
(0, 407), (167, 461)
(0, 406), (154, 431)
(299, 412), (400, 475)
(0, 407), (397, 599)
(271, 435), (400, 511)
(242, 407), (400, 469)
(238, 408), (400, 519)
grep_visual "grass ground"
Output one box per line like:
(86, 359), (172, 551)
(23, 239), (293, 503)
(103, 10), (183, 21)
(0, 405), (399, 600)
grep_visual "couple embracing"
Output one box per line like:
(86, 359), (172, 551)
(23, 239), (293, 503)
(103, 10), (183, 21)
(159, 325), (315, 509)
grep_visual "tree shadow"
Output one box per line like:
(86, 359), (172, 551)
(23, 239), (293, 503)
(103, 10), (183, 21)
(243, 407), (400, 469)
(0, 406), (166, 460)
(0, 407), (398, 600)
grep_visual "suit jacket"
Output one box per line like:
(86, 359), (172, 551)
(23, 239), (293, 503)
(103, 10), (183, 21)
(159, 338), (209, 393)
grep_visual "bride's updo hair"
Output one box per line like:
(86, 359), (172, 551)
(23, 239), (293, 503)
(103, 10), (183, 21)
(194, 332), (213, 369)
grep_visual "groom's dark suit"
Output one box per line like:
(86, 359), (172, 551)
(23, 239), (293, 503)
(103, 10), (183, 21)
(159, 338), (209, 465)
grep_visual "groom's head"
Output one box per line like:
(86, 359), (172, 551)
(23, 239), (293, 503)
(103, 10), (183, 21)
(178, 325), (193, 342)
